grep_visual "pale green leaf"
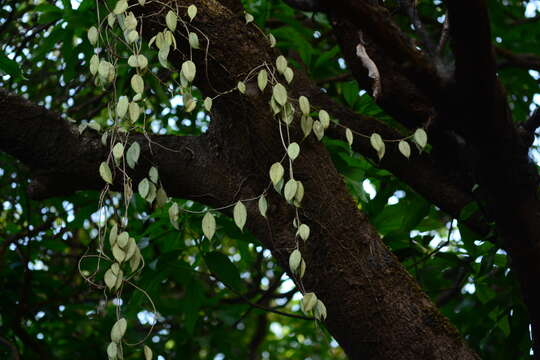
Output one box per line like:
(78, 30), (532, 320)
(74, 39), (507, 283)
(169, 202), (179, 229)
(124, 237), (137, 261)
(181, 60), (196, 82)
(202, 212), (216, 240)
(187, 5), (197, 21)
(126, 30), (139, 44)
(131, 74), (144, 94)
(233, 201), (247, 230)
(112, 244), (126, 263)
(346, 128), (354, 146)
(284, 67), (294, 83)
(268, 33), (276, 47)
(87, 26), (98, 46)
(155, 186), (168, 208)
(126, 141), (140, 169)
(284, 179), (297, 202)
(138, 178), (150, 198)
(128, 102), (140, 123)
(258, 195), (268, 217)
(113, 269), (123, 290)
(185, 98), (196, 112)
(90, 54), (99, 75)
(257, 69), (268, 91)
(314, 299), (327, 320)
(289, 249), (301, 273)
(299, 259), (306, 278)
(107, 13), (116, 28)
(109, 224), (118, 247)
(165, 10), (177, 31)
(116, 96), (129, 118)
(104, 269), (117, 290)
(287, 142), (300, 161)
(302, 292), (317, 312)
(145, 182), (156, 203)
(100, 162), (113, 184)
(237, 81), (246, 94)
(398, 140), (411, 159)
(298, 224), (310, 241)
(301, 115), (313, 137)
(124, 12), (137, 30)
(273, 178), (284, 194)
(272, 83), (287, 106)
(137, 54), (148, 68)
(111, 263), (120, 275)
(294, 180), (304, 206)
(144, 345), (153, 360)
(269, 162), (284, 185)
(414, 128), (428, 149)
(319, 109), (330, 129)
(110, 318), (127, 343)
(128, 55), (139, 67)
(149, 167), (158, 184)
(117, 231), (129, 248)
(370, 133), (385, 160)
(276, 56), (287, 74)
(299, 96), (310, 115)
(204, 97), (212, 111)
(281, 102), (294, 125)
(112, 143), (124, 160)
(313, 120), (324, 141)
(188, 32), (200, 49)
(129, 248), (142, 272)
(107, 342), (118, 359)
(113, 0), (128, 14)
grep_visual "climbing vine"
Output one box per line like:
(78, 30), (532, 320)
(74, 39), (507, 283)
(81, 0), (429, 358)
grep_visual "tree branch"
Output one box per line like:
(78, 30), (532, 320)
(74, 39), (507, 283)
(314, 96), (491, 237)
(446, 0), (498, 135)
(281, 0), (323, 12)
(495, 46), (540, 72)
(325, 15), (439, 131)
(319, 0), (445, 100)
(0, 88), (235, 205)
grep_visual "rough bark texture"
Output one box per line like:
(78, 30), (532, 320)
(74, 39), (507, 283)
(3, 0), (540, 358)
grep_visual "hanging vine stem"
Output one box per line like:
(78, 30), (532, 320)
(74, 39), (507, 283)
(81, 1), (431, 358)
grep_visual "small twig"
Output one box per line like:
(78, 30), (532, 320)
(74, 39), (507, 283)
(0, 335), (20, 360)
(507, 14), (540, 26)
(178, 262), (314, 321)
(408, 219), (455, 269)
(225, 279), (313, 322)
(406, 1), (436, 54)
(436, 13), (450, 56)
(435, 259), (473, 307)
